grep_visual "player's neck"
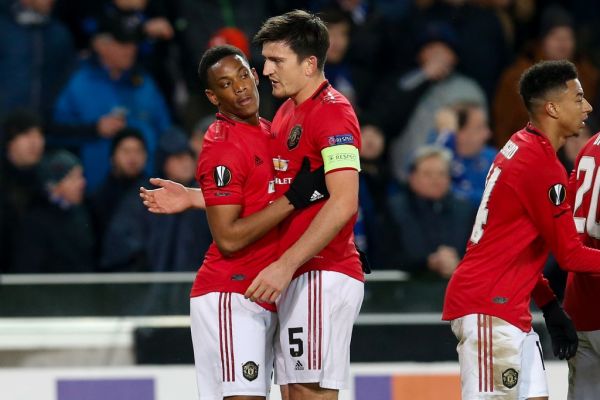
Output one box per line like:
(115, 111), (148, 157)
(529, 119), (565, 151)
(291, 74), (326, 106)
(220, 110), (260, 126)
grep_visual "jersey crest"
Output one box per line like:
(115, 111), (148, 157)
(287, 125), (302, 150)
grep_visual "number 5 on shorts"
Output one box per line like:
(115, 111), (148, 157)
(288, 327), (304, 357)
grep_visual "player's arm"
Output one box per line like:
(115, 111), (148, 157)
(517, 156), (600, 273)
(206, 198), (293, 257)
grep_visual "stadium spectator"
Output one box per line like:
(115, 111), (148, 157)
(0, 0), (76, 120)
(0, 109), (46, 272)
(387, 146), (474, 279)
(321, 8), (356, 105)
(435, 102), (497, 207)
(53, 11), (171, 192)
(89, 127), (148, 253)
(355, 122), (398, 269)
(368, 21), (486, 180)
(493, 5), (600, 147)
(100, 128), (210, 271)
(12, 150), (95, 273)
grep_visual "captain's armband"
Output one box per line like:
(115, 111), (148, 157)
(321, 145), (361, 174)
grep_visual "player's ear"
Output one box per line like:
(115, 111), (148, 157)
(546, 101), (560, 119)
(304, 55), (318, 76)
(205, 89), (219, 107)
(251, 67), (259, 85)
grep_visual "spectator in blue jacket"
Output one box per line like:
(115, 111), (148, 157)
(0, 0), (75, 120)
(53, 12), (171, 192)
(434, 103), (497, 207)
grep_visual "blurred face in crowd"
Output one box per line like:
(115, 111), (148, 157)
(326, 21), (350, 64)
(7, 127), (45, 168)
(21, 0), (55, 15)
(114, 0), (147, 11)
(205, 54), (260, 124)
(94, 35), (138, 75)
(164, 153), (196, 184)
(112, 137), (147, 178)
(456, 107), (491, 158)
(543, 26), (575, 60)
(409, 154), (451, 201)
(418, 41), (457, 79)
(190, 129), (205, 157)
(262, 41), (315, 101)
(52, 166), (86, 205)
(359, 124), (385, 161)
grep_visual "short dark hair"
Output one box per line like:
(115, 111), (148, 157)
(197, 45), (248, 90)
(110, 127), (146, 156)
(2, 109), (43, 147)
(254, 10), (329, 71)
(519, 60), (578, 113)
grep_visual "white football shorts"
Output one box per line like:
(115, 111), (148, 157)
(190, 292), (276, 400)
(451, 314), (548, 399)
(274, 270), (364, 390)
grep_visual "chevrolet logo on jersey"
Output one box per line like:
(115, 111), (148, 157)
(548, 183), (566, 206)
(273, 158), (289, 171)
(213, 165), (232, 187)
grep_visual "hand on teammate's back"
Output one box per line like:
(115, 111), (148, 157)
(541, 299), (578, 360)
(285, 157), (329, 209)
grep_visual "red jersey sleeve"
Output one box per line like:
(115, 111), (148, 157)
(311, 103), (361, 173)
(196, 141), (248, 206)
(531, 274), (556, 308)
(513, 151), (600, 273)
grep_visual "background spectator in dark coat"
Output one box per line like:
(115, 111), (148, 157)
(89, 127), (148, 254)
(0, 109), (46, 272)
(387, 146), (474, 279)
(0, 0), (76, 120)
(12, 150), (95, 273)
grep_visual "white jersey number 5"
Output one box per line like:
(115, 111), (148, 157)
(573, 155), (600, 239)
(470, 166), (502, 244)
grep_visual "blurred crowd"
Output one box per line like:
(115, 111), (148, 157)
(1, 0), (600, 286)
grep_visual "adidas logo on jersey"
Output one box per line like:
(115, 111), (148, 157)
(310, 190), (324, 202)
(295, 360), (304, 371)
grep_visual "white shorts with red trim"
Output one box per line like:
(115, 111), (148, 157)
(273, 270), (364, 390)
(568, 329), (600, 400)
(190, 293), (276, 400)
(451, 314), (548, 399)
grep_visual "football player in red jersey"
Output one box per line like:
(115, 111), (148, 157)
(142, 11), (364, 400)
(565, 131), (600, 399)
(442, 60), (600, 399)
(142, 45), (326, 400)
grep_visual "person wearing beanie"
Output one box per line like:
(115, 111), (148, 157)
(493, 5), (600, 147)
(11, 150), (95, 273)
(0, 109), (46, 272)
(89, 127), (148, 252)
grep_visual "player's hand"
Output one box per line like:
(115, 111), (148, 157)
(244, 260), (294, 303)
(541, 299), (578, 360)
(284, 157), (329, 209)
(139, 178), (197, 213)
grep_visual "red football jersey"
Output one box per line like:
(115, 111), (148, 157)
(564, 132), (600, 331)
(443, 124), (600, 331)
(271, 81), (363, 281)
(190, 114), (277, 311)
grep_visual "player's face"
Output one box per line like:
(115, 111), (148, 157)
(206, 55), (260, 124)
(261, 41), (310, 100)
(555, 79), (593, 140)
